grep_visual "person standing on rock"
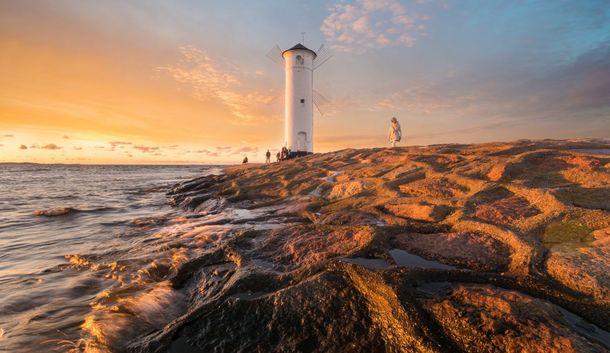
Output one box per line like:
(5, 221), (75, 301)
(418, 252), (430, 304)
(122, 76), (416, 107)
(388, 117), (402, 147)
(265, 150), (271, 163)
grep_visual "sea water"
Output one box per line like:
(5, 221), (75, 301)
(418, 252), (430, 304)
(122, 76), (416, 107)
(0, 164), (218, 353)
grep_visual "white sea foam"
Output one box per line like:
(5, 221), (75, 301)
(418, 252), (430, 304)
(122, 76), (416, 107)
(81, 282), (186, 352)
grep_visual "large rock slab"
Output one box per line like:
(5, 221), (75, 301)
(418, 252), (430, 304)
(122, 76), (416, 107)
(391, 232), (511, 272)
(422, 284), (608, 353)
(546, 245), (610, 304)
(474, 195), (540, 226)
(385, 202), (451, 222)
(399, 177), (469, 198)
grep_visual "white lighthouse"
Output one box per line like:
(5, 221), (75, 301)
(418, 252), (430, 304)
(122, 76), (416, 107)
(267, 42), (331, 157)
(282, 43), (317, 155)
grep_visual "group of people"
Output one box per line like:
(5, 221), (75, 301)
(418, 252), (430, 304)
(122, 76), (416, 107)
(244, 117), (402, 164)
(263, 146), (290, 163)
(244, 147), (294, 164)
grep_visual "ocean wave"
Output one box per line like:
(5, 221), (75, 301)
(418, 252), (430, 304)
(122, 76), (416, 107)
(33, 206), (115, 217)
(126, 185), (169, 195)
(128, 216), (168, 227)
(33, 207), (80, 217)
(79, 282), (185, 353)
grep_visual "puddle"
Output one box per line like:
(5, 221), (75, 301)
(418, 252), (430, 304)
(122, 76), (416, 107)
(342, 257), (389, 269)
(323, 171), (344, 183)
(558, 307), (610, 349)
(389, 249), (455, 270)
(309, 187), (324, 197)
(416, 282), (453, 297)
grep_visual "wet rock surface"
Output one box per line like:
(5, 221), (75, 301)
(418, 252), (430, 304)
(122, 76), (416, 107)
(390, 232), (511, 272)
(421, 284), (608, 353)
(124, 140), (609, 353)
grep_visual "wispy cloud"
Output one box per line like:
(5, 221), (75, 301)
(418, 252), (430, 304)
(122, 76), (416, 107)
(371, 87), (478, 114)
(132, 144), (160, 153)
(321, 0), (443, 54)
(19, 144), (27, 150)
(372, 42), (610, 137)
(109, 141), (132, 147)
(2, 134), (14, 138)
(30, 143), (62, 150)
(159, 46), (279, 125)
(231, 146), (258, 155)
(216, 146), (232, 153)
(186, 149), (219, 157)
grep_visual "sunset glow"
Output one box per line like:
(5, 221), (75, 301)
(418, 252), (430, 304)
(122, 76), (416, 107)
(1, 1), (609, 164)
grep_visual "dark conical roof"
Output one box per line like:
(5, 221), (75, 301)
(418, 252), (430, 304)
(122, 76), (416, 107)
(282, 43), (317, 57)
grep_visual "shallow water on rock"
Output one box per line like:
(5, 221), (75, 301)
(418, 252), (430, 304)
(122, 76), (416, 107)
(559, 307), (610, 349)
(342, 250), (457, 271)
(416, 281), (454, 297)
(389, 249), (455, 270)
(341, 257), (390, 269)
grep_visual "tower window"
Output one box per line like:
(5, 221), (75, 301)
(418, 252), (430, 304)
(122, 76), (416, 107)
(295, 55), (304, 65)
(300, 99), (305, 103)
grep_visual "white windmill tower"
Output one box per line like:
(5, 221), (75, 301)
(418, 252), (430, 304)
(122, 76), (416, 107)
(267, 40), (332, 157)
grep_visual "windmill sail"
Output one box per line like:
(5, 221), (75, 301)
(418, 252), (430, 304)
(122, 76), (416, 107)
(266, 45), (284, 68)
(313, 44), (332, 70)
(313, 90), (332, 116)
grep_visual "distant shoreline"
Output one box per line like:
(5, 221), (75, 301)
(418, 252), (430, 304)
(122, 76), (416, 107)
(0, 162), (232, 167)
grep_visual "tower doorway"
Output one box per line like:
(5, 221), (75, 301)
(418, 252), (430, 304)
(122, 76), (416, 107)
(297, 132), (307, 152)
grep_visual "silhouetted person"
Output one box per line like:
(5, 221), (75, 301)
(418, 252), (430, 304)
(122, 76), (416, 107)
(242, 156), (248, 164)
(276, 152), (280, 162)
(265, 150), (271, 163)
(388, 116), (402, 147)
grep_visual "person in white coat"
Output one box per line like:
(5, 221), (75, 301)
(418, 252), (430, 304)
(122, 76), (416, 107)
(388, 117), (402, 147)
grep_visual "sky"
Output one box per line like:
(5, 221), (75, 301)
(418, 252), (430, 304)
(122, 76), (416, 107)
(1, 0), (609, 164)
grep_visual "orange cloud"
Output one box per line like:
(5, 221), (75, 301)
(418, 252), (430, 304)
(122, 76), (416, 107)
(159, 46), (280, 125)
(31, 143), (62, 150)
(132, 145), (160, 153)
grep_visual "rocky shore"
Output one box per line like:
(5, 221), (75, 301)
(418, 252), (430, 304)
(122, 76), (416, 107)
(131, 139), (610, 353)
